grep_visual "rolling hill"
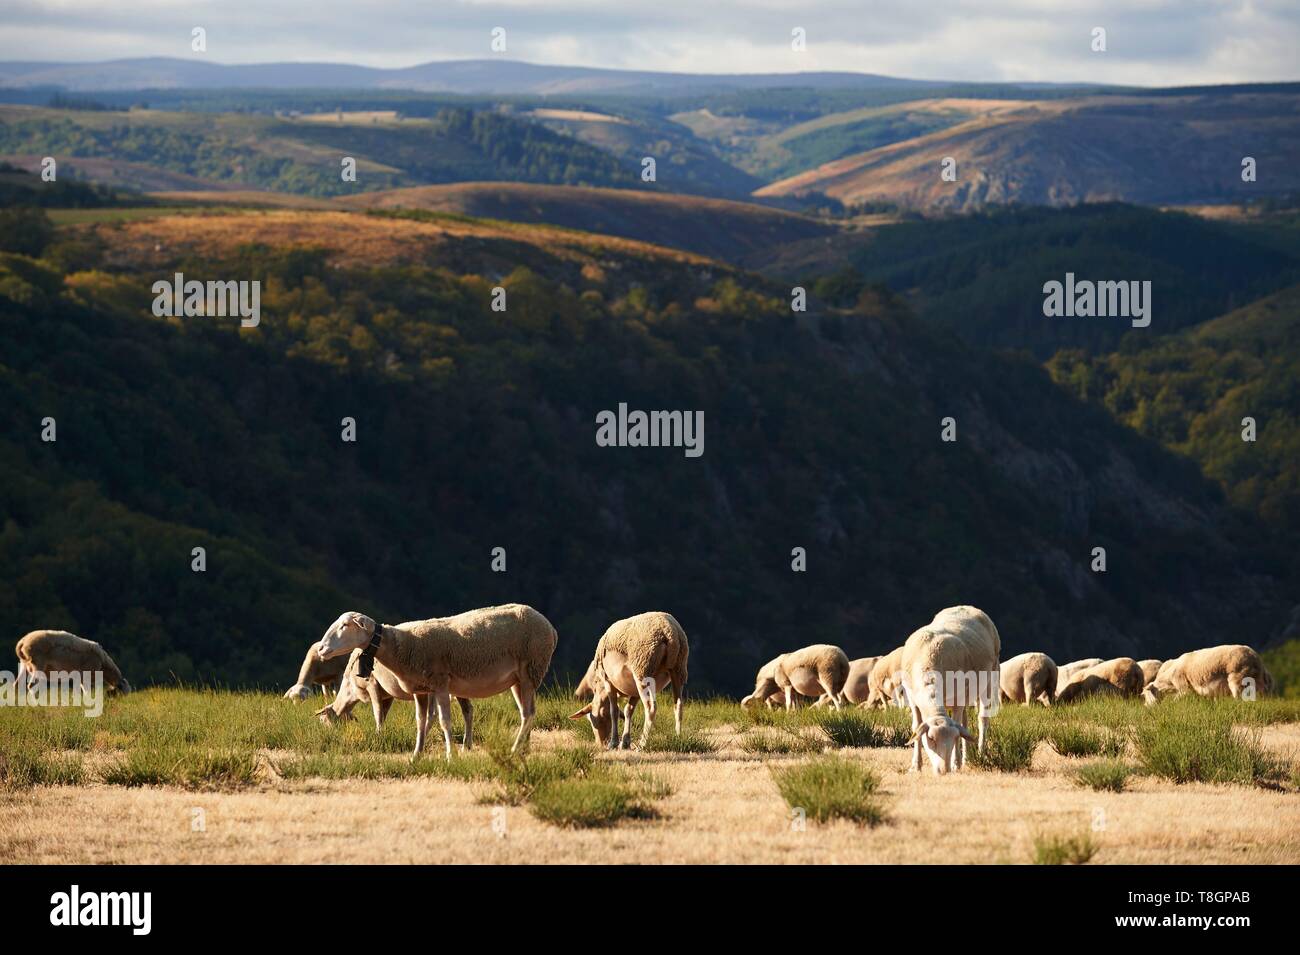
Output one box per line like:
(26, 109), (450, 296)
(1047, 282), (1300, 582)
(0, 204), (1291, 689)
(333, 182), (835, 262)
(0, 58), (943, 96)
(0, 103), (641, 196)
(757, 92), (1300, 211)
(776, 203), (1300, 355)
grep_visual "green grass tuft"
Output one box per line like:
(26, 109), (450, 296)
(1073, 759), (1136, 792)
(812, 707), (912, 748)
(1133, 705), (1287, 786)
(643, 728), (717, 754)
(968, 725), (1040, 773)
(1032, 830), (1098, 864)
(528, 773), (655, 828)
(770, 756), (886, 826)
(1046, 723), (1126, 759)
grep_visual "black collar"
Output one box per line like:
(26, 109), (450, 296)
(357, 621), (383, 678)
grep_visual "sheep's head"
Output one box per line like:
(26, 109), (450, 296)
(909, 715), (974, 775)
(315, 701), (356, 725)
(741, 672), (780, 710)
(1142, 681), (1170, 706)
(316, 612), (374, 661)
(569, 673), (617, 747)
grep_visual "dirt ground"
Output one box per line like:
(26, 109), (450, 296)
(4, 723), (1298, 865)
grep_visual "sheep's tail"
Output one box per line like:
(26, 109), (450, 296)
(1259, 661), (1274, 696)
(525, 626), (558, 691)
(822, 656), (849, 696)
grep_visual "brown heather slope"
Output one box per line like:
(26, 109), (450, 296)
(757, 93), (1300, 212)
(77, 208), (716, 274)
(333, 182), (836, 262)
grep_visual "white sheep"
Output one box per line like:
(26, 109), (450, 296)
(314, 604), (557, 759)
(1056, 657), (1144, 703)
(865, 646), (908, 709)
(1137, 659), (1162, 688)
(741, 644), (849, 711)
(1143, 645), (1273, 705)
(15, 630), (130, 693)
(741, 657), (819, 710)
(569, 611), (688, 750)
(999, 652), (1057, 706)
(317, 649), (473, 745)
(830, 656), (881, 707)
(1055, 657), (1104, 696)
(283, 644), (351, 700)
(899, 606), (1001, 774)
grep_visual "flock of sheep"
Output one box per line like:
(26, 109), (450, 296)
(13, 602), (1275, 776)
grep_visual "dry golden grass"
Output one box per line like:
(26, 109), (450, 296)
(3, 720), (1297, 865)
(83, 209), (715, 272)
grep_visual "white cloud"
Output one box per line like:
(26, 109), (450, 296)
(1, 0), (1296, 85)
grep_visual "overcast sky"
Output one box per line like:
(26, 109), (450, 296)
(3, 0), (1297, 85)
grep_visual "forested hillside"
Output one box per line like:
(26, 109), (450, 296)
(1048, 283), (1300, 580)
(0, 206), (1289, 691)
(0, 105), (640, 196)
(799, 204), (1300, 355)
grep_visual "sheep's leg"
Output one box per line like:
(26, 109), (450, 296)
(412, 693), (429, 759)
(825, 680), (842, 710)
(432, 690), (454, 760)
(951, 706), (966, 770)
(635, 676), (657, 749)
(457, 698), (474, 751)
(509, 683), (536, 755)
(620, 697), (636, 749)
(909, 705), (923, 773)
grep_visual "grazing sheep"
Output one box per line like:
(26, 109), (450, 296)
(1137, 659), (1163, 688)
(1053, 673), (1123, 704)
(741, 644), (849, 712)
(317, 649), (474, 745)
(569, 612), (689, 750)
(1057, 657), (1144, 703)
(15, 630), (130, 693)
(314, 604), (557, 759)
(1055, 657), (1104, 696)
(833, 656), (882, 707)
(284, 644), (350, 700)
(1143, 645), (1273, 705)
(865, 646), (908, 709)
(899, 606), (1001, 774)
(741, 657), (816, 710)
(999, 652), (1057, 706)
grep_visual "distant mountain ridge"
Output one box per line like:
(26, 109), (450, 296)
(0, 57), (947, 95)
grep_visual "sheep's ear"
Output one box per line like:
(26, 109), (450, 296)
(568, 705), (592, 720)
